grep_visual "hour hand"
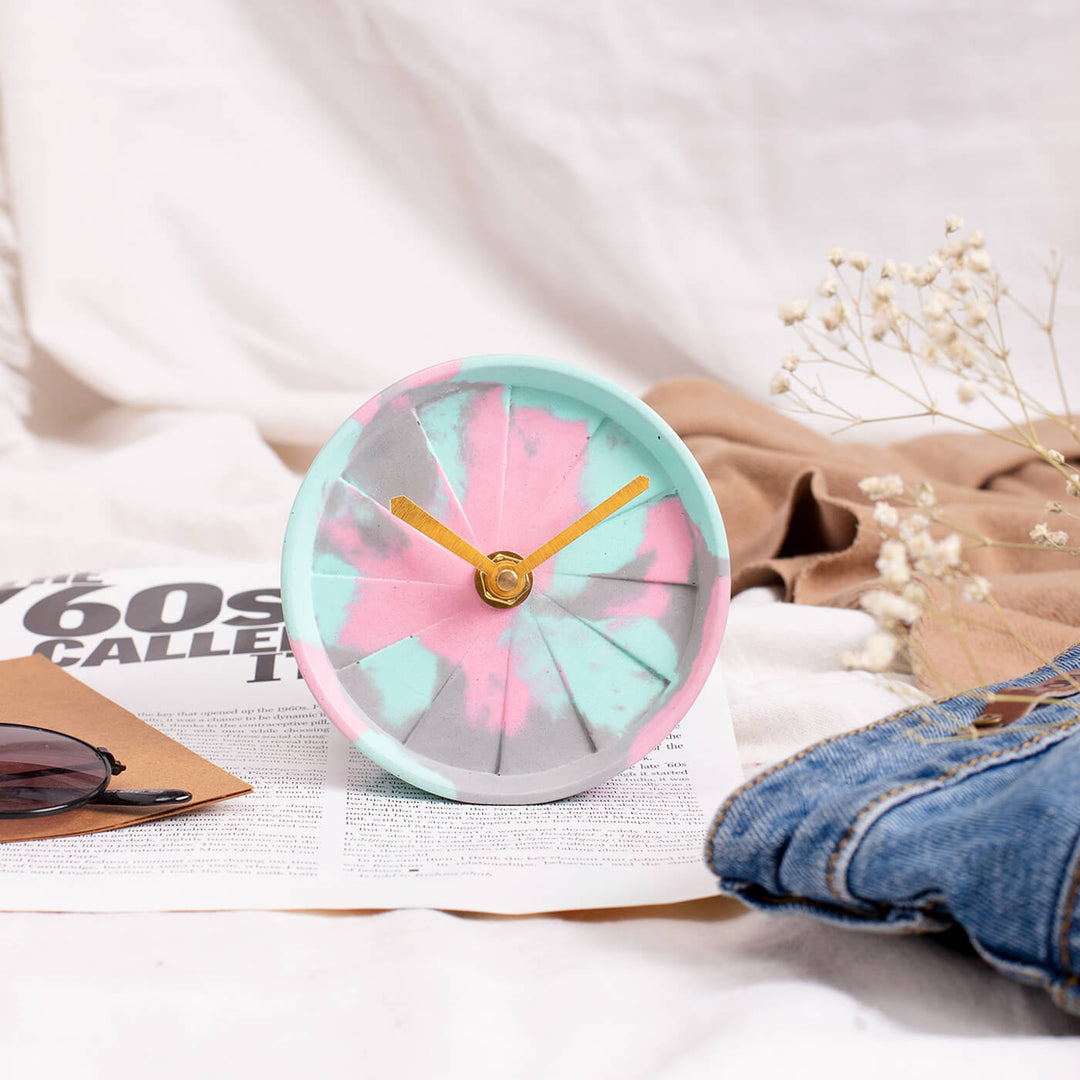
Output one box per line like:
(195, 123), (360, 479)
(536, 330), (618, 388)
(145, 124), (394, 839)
(389, 497), (498, 577)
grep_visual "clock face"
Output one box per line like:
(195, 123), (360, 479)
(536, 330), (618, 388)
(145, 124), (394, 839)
(282, 356), (729, 804)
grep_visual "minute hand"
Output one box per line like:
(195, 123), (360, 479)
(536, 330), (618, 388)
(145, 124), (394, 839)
(516, 476), (649, 576)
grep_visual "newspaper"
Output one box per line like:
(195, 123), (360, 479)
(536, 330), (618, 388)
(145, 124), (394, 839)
(0, 564), (742, 913)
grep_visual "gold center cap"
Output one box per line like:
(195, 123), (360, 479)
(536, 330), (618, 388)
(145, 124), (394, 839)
(475, 551), (532, 609)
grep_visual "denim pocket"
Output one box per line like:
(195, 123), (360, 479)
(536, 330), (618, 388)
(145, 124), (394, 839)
(707, 644), (1080, 1015)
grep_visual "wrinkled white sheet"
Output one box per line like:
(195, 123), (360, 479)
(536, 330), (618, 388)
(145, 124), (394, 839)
(1, 0), (1079, 1073)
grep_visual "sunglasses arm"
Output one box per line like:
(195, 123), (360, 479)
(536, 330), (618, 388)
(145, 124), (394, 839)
(91, 789), (193, 807)
(89, 748), (191, 806)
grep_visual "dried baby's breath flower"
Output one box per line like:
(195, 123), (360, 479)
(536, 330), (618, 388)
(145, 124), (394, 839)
(965, 298), (990, 326)
(779, 299), (809, 325)
(871, 281), (895, 305)
(951, 339), (979, 368)
(898, 513), (930, 542)
(902, 582), (927, 606)
(842, 631), (899, 672)
(924, 290), (955, 320)
(769, 371), (791, 395)
(820, 302), (846, 331)
(941, 238), (967, 265)
(913, 533), (963, 576)
(876, 540), (910, 587)
(780, 353), (800, 372)
(1030, 522), (1069, 547)
(771, 223), (1074, 678)
(860, 589), (921, 625)
(817, 274), (838, 298)
(873, 501), (899, 528)
(919, 255), (945, 286)
(859, 474), (904, 500)
(951, 269), (974, 294)
(905, 529), (935, 560)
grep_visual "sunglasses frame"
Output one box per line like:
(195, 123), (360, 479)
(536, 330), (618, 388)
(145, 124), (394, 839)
(0, 722), (191, 819)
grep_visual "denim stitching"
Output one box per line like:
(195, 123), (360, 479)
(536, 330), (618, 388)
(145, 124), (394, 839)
(826, 713), (1080, 902)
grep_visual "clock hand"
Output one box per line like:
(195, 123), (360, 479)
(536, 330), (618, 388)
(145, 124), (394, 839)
(389, 497), (499, 577)
(516, 475), (649, 576)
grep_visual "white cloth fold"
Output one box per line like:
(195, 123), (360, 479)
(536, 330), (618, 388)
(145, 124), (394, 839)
(1, 0), (1079, 1069)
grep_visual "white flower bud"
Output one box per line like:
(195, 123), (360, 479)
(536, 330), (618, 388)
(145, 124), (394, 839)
(952, 270), (974, 293)
(779, 299), (809, 325)
(965, 298), (990, 326)
(1031, 522), (1069, 547)
(899, 514), (930, 542)
(876, 540), (911, 587)
(820, 301), (846, 331)
(961, 576), (991, 603)
(860, 589), (922, 625)
(958, 380), (979, 404)
(859, 474), (905, 501)
(873, 502), (899, 528)
(769, 371), (791, 395)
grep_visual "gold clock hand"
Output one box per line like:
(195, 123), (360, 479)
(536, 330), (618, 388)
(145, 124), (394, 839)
(389, 497), (499, 577)
(516, 475), (649, 576)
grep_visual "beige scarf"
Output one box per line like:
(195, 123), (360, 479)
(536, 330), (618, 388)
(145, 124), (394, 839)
(645, 378), (1080, 695)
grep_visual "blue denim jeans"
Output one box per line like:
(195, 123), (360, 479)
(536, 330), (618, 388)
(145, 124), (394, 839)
(707, 644), (1080, 1016)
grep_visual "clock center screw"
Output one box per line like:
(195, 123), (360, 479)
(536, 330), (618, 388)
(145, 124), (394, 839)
(475, 551), (532, 609)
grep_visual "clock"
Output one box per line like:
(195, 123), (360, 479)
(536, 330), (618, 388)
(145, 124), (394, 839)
(281, 355), (729, 804)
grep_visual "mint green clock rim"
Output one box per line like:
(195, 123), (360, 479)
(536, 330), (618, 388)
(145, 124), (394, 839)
(452, 354), (727, 557)
(281, 353), (730, 804)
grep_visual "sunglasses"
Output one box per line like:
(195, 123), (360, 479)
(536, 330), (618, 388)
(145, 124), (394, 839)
(0, 723), (192, 819)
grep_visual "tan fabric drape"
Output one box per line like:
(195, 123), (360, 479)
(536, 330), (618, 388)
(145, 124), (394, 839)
(645, 378), (1080, 695)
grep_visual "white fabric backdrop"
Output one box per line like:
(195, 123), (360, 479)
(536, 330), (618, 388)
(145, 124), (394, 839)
(1, 1), (1079, 1073)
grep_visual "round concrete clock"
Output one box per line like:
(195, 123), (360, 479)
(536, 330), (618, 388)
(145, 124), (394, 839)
(281, 355), (729, 804)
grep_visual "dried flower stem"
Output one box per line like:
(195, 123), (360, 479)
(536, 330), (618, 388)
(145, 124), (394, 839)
(772, 224), (1079, 684)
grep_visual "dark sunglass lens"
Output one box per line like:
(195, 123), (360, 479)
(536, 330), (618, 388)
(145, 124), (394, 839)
(0, 727), (110, 815)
